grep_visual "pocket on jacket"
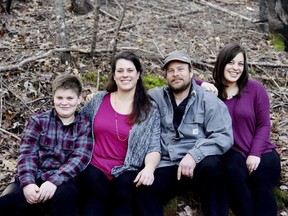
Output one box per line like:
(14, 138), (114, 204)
(183, 114), (204, 124)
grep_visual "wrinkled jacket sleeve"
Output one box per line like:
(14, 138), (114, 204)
(188, 98), (233, 163)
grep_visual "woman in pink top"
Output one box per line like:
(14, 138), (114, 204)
(80, 51), (161, 216)
(213, 43), (281, 216)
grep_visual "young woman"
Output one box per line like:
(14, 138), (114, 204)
(79, 51), (161, 216)
(213, 43), (281, 216)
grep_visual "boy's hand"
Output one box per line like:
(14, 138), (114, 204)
(177, 154), (196, 180)
(23, 184), (40, 204)
(38, 181), (57, 203)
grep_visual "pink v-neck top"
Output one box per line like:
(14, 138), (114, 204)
(90, 94), (132, 180)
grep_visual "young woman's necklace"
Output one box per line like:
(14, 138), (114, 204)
(114, 93), (129, 141)
(226, 86), (239, 99)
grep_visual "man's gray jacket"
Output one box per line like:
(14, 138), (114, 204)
(148, 79), (233, 167)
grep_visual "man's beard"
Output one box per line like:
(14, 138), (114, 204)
(168, 79), (191, 93)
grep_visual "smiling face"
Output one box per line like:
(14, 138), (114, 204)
(113, 58), (140, 92)
(224, 52), (244, 86)
(54, 88), (81, 121)
(165, 61), (193, 93)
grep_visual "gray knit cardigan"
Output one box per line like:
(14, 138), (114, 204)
(81, 91), (161, 177)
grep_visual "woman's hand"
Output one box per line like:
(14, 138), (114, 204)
(133, 166), (155, 187)
(85, 93), (96, 102)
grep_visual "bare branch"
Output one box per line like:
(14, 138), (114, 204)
(0, 128), (21, 141)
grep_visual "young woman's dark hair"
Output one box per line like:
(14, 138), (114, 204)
(106, 51), (152, 124)
(212, 43), (249, 100)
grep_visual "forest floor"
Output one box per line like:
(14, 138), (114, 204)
(0, 0), (287, 215)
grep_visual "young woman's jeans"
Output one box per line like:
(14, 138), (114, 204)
(136, 155), (229, 216)
(0, 179), (79, 216)
(224, 149), (281, 216)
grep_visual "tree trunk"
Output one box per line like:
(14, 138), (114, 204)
(90, 0), (100, 56)
(260, 0), (288, 51)
(71, 0), (94, 15)
(54, 0), (71, 64)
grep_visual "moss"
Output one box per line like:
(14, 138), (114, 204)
(269, 33), (285, 51)
(164, 197), (178, 216)
(274, 187), (288, 209)
(143, 73), (166, 90)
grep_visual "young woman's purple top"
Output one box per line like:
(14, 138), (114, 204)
(223, 79), (275, 158)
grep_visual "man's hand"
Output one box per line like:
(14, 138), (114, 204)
(38, 181), (57, 203)
(246, 155), (261, 174)
(177, 154), (196, 180)
(201, 82), (218, 96)
(134, 166), (155, 187)
(23, 184), (40, 204)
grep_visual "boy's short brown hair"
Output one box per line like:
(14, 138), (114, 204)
(52, 74), (82, 97)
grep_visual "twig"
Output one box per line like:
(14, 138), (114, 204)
(248, 61), (288, 68)
(152, 40), (164, 58)
(26, 97), (50, 104)
(0, 128), (21, 141)
(99, 8), (119, 21)
(96, 69), (100, 91)
(1, 46), (288, 73)
(0, 75), (2, 127)
(196, 0), (255, 22)
(2, 83), (34, 113)
(114, 0), (123, 11)
(255, 65), (288, 101)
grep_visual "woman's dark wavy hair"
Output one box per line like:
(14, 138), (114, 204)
(106, 51), (152, 124)
(212, 43), (249, 100)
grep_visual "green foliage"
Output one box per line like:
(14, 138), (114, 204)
(143, 73), (166, 90)
(249, 69), (256, 77)
(269, 33), (285, 51)
(82, 71), (107, 90)
(274, 187), (288, 209)
(82, 71), (99, 84)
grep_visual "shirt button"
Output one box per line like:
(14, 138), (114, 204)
(169, 149), (173, 153)
(198, 157), (201, 160)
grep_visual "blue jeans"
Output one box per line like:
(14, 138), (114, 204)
(135, 155), (229, 216)
(0, 179), (79, 216)
(224, 149), (281, 216)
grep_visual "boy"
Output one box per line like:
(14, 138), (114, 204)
(0, 74), (93, 216)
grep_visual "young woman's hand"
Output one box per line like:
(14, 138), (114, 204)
(201, 82), (218, 96)
(246, 155), (261, 174)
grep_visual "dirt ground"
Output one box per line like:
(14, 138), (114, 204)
(0, 0), (287, 215)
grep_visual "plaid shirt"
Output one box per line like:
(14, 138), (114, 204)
(16, 109), (93, 188)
